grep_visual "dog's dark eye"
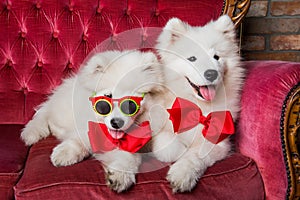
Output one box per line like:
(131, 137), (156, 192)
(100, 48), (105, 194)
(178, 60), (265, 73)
(213, 54), (220, 60)
(187, 56), (197, 62)
(120, 99), (139, 115)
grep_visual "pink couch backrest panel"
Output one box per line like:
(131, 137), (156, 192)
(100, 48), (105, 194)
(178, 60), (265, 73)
(0, 0), (224, 124)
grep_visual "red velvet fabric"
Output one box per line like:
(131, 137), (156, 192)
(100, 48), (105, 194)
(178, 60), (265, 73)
(15, 136), (264, 200)
(1, 0), (297, 199)
(237, 61), (300, 200)
(0, 0), (224, 124)
(0, 125), (28, 200)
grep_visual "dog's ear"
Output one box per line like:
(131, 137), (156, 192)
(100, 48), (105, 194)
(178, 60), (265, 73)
(140, 51), (159, 71)
(164, 18), (188, 41)
(76, 52), (108, 92)
(156, 18), (189, 50)
(80, 53), (106, 76)
(88, 55), (106, 74)
(136, 52), (165, 93)
(213, 15), (236, 39)
(140, 52), (162, 81)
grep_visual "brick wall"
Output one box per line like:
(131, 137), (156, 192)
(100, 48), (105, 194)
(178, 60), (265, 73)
(241, 0), (300, 62)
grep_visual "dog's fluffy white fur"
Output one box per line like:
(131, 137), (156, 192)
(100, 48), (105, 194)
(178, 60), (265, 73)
(21, 50), (163, 192)
(152, 15), (245, 192)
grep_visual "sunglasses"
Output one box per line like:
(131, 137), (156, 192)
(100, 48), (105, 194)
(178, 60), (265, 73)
(89, 95), (144, 117)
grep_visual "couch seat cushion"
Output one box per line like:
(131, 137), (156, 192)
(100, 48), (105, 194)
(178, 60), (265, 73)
(0, 124), (28, 200)
(15, 136), (264, 200)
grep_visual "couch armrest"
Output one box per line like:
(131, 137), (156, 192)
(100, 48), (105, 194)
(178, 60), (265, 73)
(236, 60), (300, 200)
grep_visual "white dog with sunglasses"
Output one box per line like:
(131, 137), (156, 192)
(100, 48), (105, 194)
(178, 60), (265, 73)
(21, 50), (164, 192)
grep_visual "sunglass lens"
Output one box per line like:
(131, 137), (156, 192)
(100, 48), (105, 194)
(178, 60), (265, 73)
(120, 99), (138, 115)
(95, 100), (111, 115)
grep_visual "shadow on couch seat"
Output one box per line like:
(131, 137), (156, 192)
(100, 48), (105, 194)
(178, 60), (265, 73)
(0, 125), (28, 200)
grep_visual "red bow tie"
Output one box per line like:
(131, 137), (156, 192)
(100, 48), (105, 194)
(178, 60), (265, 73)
(88, 121), (152, 153)
(167, 97), (235, 144)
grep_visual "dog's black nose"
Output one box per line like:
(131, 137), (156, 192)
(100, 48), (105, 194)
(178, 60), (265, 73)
(204, 69), (218, 82)
(110, 118), (125, 129)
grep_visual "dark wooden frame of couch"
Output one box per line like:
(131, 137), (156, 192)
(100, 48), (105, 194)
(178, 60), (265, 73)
(281, 84), (300, 200)
(223, 0), (251, 27)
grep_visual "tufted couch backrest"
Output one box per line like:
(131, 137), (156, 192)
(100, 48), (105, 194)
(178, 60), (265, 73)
(0, 0), (249, 124)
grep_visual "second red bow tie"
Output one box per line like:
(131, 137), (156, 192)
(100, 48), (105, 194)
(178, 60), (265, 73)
(167, 97), (235, 144)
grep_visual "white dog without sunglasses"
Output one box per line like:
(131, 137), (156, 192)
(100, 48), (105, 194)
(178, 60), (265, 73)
(152, 15), (245, 192)
(21, 50), (164, 192)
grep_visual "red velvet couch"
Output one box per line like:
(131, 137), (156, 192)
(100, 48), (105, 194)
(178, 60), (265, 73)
(0, 0), (299, 199)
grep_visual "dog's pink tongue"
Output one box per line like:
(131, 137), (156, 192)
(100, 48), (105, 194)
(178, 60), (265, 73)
(199, 86), (216, 101)
(110, 130), (125, 139)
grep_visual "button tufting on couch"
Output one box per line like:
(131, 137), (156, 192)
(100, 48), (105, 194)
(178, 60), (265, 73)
(0, 0), (225, 124)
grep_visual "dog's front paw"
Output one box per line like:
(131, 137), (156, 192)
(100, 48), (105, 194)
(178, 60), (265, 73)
(167, 162), (202, 193)
(105, 169), (135, 193)
(50, 140), (88, 167)
(21, 128), (40, 146)
(21, 123), (49, 146)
